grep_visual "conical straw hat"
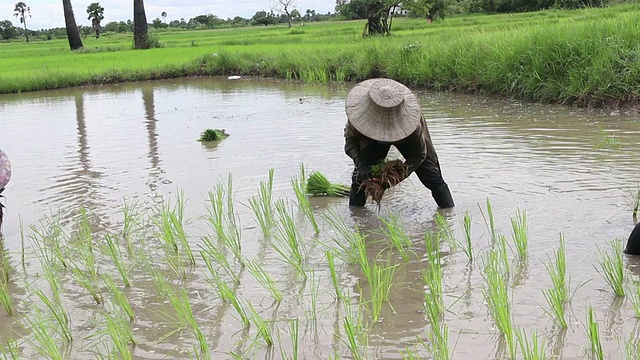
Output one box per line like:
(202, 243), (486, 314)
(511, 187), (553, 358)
(345, 78), (421, 143)
(0, 149), (11, 189)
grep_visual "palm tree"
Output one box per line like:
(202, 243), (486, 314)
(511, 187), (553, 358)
(133, 0), (149, 49)
(62, 0), (83, 50)
(13, 2), (30, 42)
(86, 2), (104, 38)
(161, 11), (167, 23)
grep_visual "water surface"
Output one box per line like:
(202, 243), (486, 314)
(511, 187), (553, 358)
(0, 77), (639, 359)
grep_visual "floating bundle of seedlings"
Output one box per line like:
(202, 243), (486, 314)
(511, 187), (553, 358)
(197, 128), (229, 142)
(360, 160), (408, 206)
(306, 171), (350, 197)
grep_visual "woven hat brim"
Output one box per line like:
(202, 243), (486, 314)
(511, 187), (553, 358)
(345, 79), (421, 143)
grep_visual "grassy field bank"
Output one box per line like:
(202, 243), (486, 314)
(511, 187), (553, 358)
(1, 3), (639, 107)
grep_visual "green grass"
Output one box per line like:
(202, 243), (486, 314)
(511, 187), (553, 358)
(3, 4), (640, 107)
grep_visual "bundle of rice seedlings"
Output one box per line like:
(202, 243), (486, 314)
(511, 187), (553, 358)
(360, 159), (408, 206)
(198, 128), (229, 142)
(307, 171), (350, 197)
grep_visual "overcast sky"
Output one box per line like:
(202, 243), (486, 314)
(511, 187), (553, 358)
(0, 0), (334, 30)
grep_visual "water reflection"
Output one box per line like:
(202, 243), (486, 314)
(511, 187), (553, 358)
(142, 87), (163, 192)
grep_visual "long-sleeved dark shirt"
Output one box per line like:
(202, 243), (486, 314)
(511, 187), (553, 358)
(344, 115), (439, 175)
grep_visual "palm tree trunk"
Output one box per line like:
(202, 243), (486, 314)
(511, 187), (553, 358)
(22, 17), (28, 43)
(62, 0), (83, 50)
(133, 0), (149, 49)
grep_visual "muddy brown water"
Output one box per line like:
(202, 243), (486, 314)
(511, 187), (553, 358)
(0, 77), (639, 359)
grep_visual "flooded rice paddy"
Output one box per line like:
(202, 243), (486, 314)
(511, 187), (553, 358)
(0, 77), (640, 359)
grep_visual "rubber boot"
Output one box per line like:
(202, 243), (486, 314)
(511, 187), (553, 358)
(624, 222), (640, 255)
(431, 183), (454, 209)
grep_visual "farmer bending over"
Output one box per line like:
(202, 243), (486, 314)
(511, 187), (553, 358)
(624, 222), (640, 255)
(343, 78), (454, 208)
(0, 149), (11, 230)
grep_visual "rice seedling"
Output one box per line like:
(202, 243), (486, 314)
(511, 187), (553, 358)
(358, 252), (400, 323)
(479, 198), (497, 243)
(306, 171), (350, 197)
(102, 275), (134, 321)
(33, 289), (72, 343)
(245, 301), (273, 347)
(624, 329), (640, 360)
(68, 208), (103, 304)
(29, 213), (68, 269)
(101, 234), (131, 287)
(208, 269), (250, 328)
(510, 209), (528, 259)
(23, 307), (66, 360)
(542, 234), (568, 328)
(69, 262), (103, 305)
(516, 328), (546, 360)
(0, 339), (19, 360)
(595, 239), (625, 297)
(327, 250), (343, 302)
(205, 175), (243, 266)
(459, 210), (473, 262)
(155, 191), (195, 266)
(423, 233), (448, 360)
(586, 307), (604, 360)
(0, 248), (12, 316)
(435, 211), (457, 252)
(272, 199), (307, 279)
(341, 295), (369, 360)
(166, 288), (210, 358)
(423, 232), (444, 317)
(291, 163), (319, 234)
(482, 249), (515, 358)
(628, 279), (640, 318)
(380, 212), (413, 262)
(245, 258), (282, 303)
(321, 207), (367, 265)
(120, 197), (143, 256)
(200, 239), (241, 285)
(101, 309), (136, 360)
(305, 270), (321, 333)
(276, 318), (299, 360)
(248, 168), (275, 237)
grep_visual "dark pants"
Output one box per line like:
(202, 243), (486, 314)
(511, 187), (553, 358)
(349, 143), (454, 208)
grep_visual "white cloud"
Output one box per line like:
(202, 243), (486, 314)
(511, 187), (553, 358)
(0, 0), (334, 30)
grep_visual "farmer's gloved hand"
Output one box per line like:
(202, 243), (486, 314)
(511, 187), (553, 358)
(355, 158), (370, 182)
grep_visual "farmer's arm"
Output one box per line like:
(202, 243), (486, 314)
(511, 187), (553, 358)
(396, 122), (428, 175)
(344, 122), (361, 161)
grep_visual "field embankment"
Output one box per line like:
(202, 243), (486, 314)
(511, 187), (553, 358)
(1, 3), (639, 108)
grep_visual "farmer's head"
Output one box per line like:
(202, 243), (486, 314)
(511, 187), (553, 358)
(345, 78), (421, 143)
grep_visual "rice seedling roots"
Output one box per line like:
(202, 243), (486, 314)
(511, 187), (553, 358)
(360, 160), (408, 206)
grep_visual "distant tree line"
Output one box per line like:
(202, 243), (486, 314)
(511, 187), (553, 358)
(336, 0), (614, 22)
(0, 6), (336, 41)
